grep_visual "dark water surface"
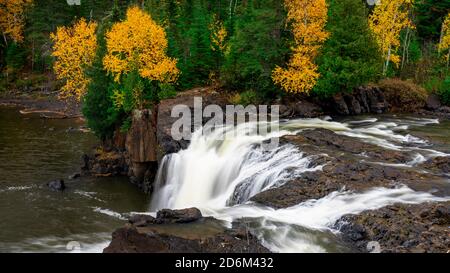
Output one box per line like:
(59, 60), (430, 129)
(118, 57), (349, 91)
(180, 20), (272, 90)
(0, 107), (149, 252)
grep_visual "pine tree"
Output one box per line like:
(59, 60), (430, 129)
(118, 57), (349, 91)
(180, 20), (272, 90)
(414, 0), (450, 42)
(314, 0), (382, 97)
(222, 0), (291, 98)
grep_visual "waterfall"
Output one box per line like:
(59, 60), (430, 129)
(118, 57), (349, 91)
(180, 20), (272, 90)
(150, 117), (449, 252)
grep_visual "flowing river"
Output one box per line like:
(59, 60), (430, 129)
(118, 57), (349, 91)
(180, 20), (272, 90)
(0, 105), (449, 252)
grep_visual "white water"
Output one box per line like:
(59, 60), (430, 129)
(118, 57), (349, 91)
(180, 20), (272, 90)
(150, 117), (449, 253)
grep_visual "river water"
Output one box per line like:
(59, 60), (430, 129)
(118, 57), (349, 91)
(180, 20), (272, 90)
(0, 106), (449, 253)
(0, 106), (149, 253)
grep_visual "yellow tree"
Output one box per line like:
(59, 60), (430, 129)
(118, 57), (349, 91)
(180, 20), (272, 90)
(439, 12), (450, 70)
(0, 0), (33, 43)
(103, 6), (179, 83)
(51, 18), (98, 101)
(369, 0), (414, 75)
(210, 15), (227, 53)
(272, 0), (328, 94)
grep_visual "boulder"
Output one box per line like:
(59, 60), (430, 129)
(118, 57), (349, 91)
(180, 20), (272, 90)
(128, 214), (156, 227)
(47, 179), (65, 191)
(68, 173), (80, 180)
(104, 210), (269, 253)
(156, 208), (202, 224)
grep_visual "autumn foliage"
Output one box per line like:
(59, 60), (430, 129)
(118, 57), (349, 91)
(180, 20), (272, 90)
(272, 0), (328, 94)
(210, 15), (228, 53)
(439, 12), (450, 66)
(0, 0), (33, 43)
(51, 18), (97, 100)
(369, 0), (415, 74)
(103, 7), (179, 83)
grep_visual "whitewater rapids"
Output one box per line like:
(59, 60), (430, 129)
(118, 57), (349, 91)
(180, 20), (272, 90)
(150, 116), (449, 252)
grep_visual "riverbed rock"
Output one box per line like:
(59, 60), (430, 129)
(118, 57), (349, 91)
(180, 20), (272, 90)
(47, 179), (65, 191)
(68, 173), (80, 180)
(156, 208), (203, 224)
(104, 209), (269, 253)
(335, 202), (450, 253)
(421, 156), (450, 174)
(251, 129), (447, 208)
(128, 214), (156, 227)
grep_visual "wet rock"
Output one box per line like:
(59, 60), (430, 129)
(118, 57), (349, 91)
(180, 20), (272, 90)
(438, 106), (450, 113)
(68, 173), (80, 180)
(332, 94), (350, 115)
(292, 100), (324, 118)
(327, 86), (388, 116)
(252, 130), (443, 208)
(156, 208), (202, 224)
(104, 209), (269, 253)
(335, 202), (450, 253)
(47, 179), (65, 191)
(81, 150), (128, 177)
(286, 128), (409, 163)
(422, 157), (450, 174)
(128, 214), (156, 227)
(426, 94), (442, 111)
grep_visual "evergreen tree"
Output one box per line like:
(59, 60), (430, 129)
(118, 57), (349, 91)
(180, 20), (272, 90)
(314, 0), (382, 97)
(414, 0), (450, 42)
(221, 0), (290, 98)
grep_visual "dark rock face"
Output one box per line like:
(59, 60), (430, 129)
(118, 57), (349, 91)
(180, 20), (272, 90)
(156, 208), (202, 224)
(125, 109), (158, 192)
(81, 150), (128, 177)
(335, 202), (450, 253)
(47, 179), (65, 191)
(330, 86), (388, 115)
(104, 209), (269, 253)
(426, 94), (442, 111)
(279, 100), (324, 119)
(156, 87), (226, 160)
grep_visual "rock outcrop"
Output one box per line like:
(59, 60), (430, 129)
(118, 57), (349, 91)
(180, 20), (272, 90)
(103, 208), (269, 253)
(125, 109), (158, 193)
(252, 129), (448, 209)
(335, 202), (450, 253)
(328, 86), (389, 115)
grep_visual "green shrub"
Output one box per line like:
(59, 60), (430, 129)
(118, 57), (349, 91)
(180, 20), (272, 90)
(158, 83), (177, 101)
(378, 78), (428, 112)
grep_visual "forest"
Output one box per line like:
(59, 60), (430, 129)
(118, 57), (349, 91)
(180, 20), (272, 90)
(0, 0), (449, 139)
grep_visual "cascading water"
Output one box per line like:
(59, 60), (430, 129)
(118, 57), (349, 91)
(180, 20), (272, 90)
(150, 117), (449, 252)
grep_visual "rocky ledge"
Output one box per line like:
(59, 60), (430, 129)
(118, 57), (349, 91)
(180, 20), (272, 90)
(252, 129), (449, 209)
(251, 128), (450, 252)
(336, 202), (450, 253)
(103, 208), (269, 253)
